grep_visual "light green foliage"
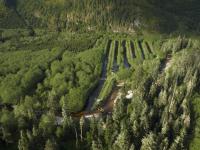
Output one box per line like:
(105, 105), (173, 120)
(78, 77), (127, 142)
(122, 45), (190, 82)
(107, 41), (116, 72)
(113, 129), (130, 150)
(141, 132), (158, 150)
(126, 40), (134, 66)
(141, 41), (154, 59)
(98, 76), (116, 100)
(0, 32), (200, 150)
(45, 45), (104, 112)
(44, 139), (58, 150)
(39, 112), (56, 136)
(117, 40), (124, 68)
(0, 48), (62, 75)
(0, 48), (62, 104)
(18, 131), (29, 150)
(117, 68), (132, 80)
(92, 76), (116, 109)
(14, 96), (37, 119)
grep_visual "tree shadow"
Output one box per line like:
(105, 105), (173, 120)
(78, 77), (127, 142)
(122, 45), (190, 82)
(4, 0), (16, 8)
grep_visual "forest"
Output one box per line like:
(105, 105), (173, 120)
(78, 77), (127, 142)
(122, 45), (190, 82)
(1, 0), (200, 33)
(1, 0), (200, 150)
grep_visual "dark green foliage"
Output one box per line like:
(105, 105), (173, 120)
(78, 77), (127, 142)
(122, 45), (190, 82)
(0, 30), (99, 52)
(61, 88), (86, 112)
(0, 0), (25, 28)
(2, 0), (200, 33)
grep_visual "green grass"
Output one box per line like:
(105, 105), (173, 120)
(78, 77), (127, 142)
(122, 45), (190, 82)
(126, 40), (134, 66)
(107, 41), (115, 73)
(117, 40), (124, 69)
(142, 41), (154, 59)
(133, 39), (144, 63)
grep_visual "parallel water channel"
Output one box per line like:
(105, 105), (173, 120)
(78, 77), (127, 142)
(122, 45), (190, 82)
(112, 41), (119, 72)
(145, 42), (153, 54)
(138, 40), (145, 59)
(84, 40), (112, 112)
(130, 41), (136, 58)
(122, 40), (131, 68)
(79, 40), (132, 117)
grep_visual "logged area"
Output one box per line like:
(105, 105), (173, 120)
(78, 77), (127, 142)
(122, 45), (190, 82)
(1, 0), (200, 150)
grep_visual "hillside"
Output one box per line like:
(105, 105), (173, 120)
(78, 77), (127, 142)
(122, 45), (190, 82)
(1, 0), (200, 33)
(0, 0), (25, 28)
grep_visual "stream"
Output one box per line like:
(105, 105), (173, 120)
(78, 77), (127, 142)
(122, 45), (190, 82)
(112, 41), (119, 72)
(138, 40), (145, 59)
(130, 41), (136, 58)
(84, 40), (112, 112)
(84, 57), (108, 111)
(122, 40), (131, 68)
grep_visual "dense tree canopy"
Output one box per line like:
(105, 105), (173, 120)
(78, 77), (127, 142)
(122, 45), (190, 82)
(1, 0), (200, 33)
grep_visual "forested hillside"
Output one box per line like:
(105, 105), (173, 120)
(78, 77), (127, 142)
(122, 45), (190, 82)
(1, 0), (200, 33)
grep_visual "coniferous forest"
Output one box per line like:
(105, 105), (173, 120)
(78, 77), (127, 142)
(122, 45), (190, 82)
(0, 0), (200, 150)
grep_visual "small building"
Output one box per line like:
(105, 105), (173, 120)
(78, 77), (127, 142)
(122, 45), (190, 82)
(126, 90), (133, 99)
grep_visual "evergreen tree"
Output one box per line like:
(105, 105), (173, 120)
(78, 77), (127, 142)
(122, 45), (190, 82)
(91, 138), (103, 150)
(113, 129), (130, 150)
(140, 132), (158, 150)
(80, 116), (85, 141)
(44, 139), (58, 150)
(18, 130), (29, 150)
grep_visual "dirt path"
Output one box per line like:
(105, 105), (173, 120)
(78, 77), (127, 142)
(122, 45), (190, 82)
(159, 54), (172, 73)
(84, 41), (111, 112)
(71, 84), (123, 118)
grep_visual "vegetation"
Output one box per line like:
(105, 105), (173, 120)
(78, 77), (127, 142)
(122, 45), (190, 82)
(107, 41), (115, 73)
(85, 43), (200, 150)
(1, 0), (200, 33)
(0, 29), (100, 52)
(0, 30), (106, 149)
(1, 1), (200, 149)
(93, 76), (116, 109)
(189, 95), (200, 150)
